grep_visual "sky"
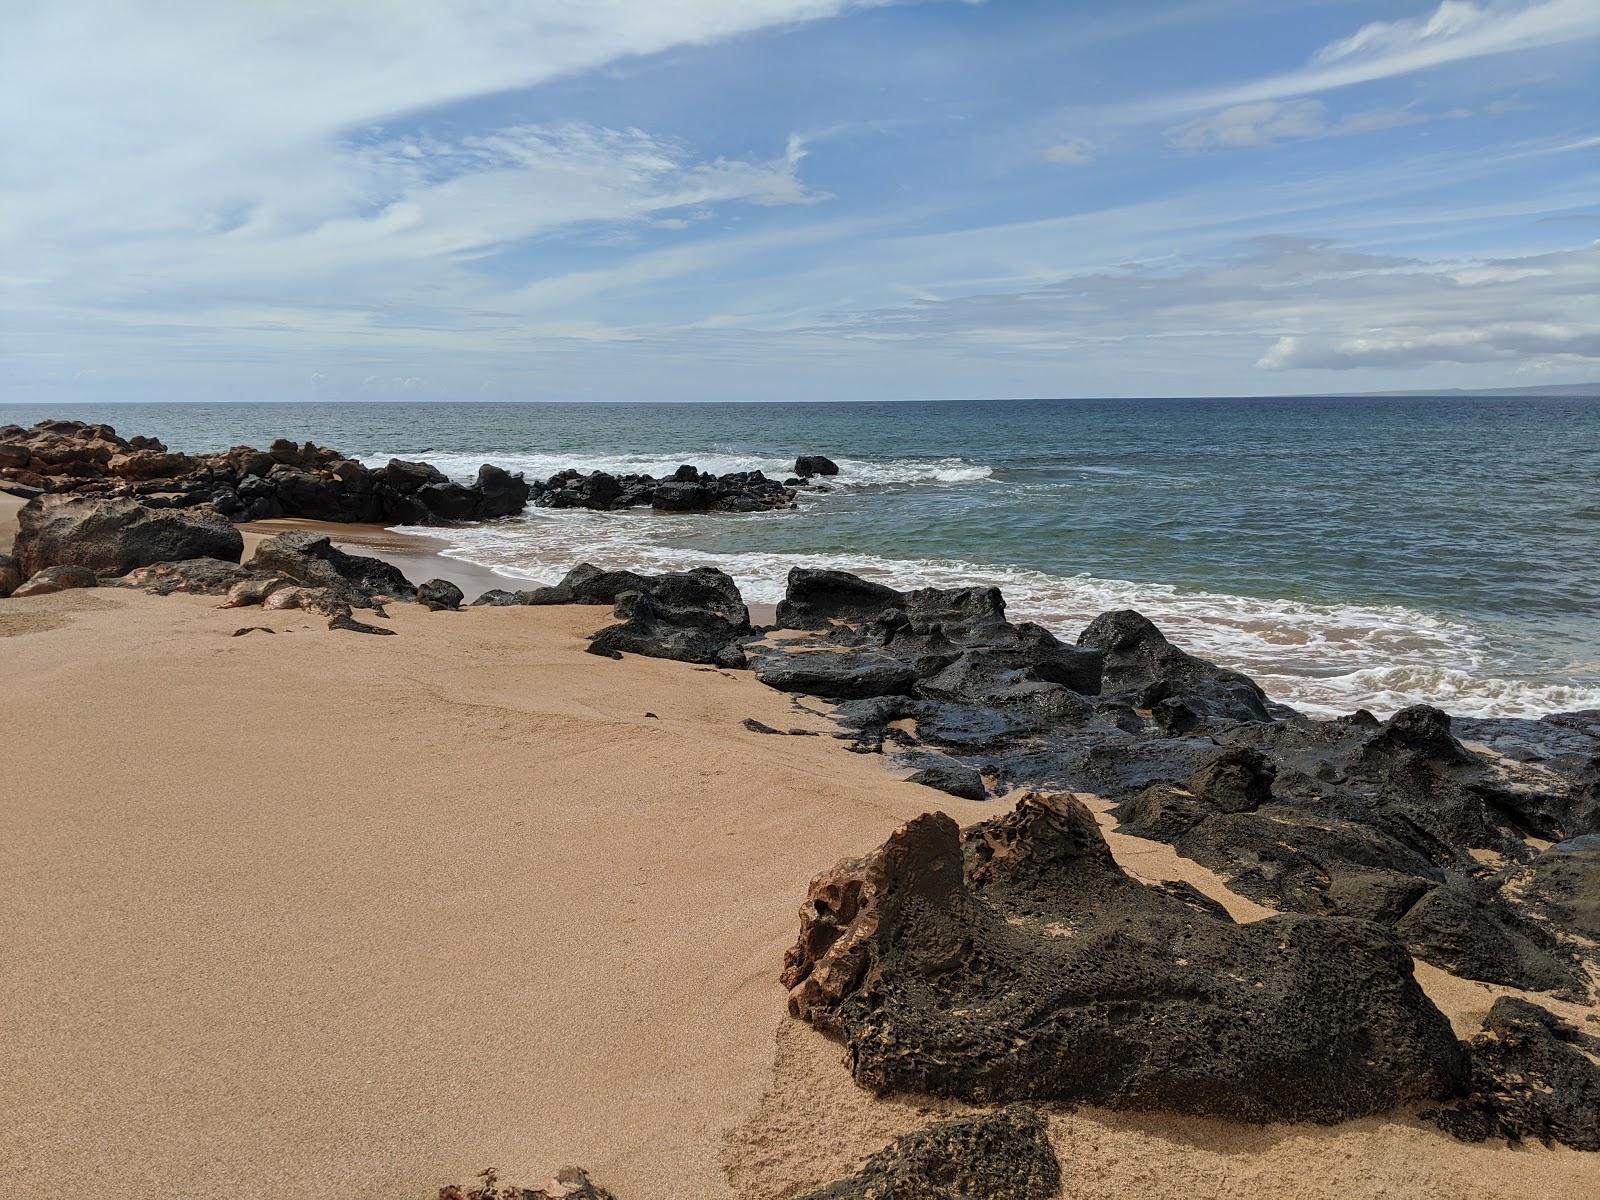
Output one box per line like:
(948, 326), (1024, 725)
(2, 1), (1598, 403)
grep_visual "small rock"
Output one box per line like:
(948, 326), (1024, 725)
(11, 564), (98, 596)
(417, 578), (465, 611)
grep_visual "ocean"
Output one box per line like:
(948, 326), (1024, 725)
(4, 396), (1597, 718)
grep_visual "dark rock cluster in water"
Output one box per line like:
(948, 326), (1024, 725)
(0, 419), (830, 525)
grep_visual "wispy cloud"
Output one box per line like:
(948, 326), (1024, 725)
(1168, 99), (1427, 150)
(1130, 0), (1600, 119)
(1042, 137), (1097, 165)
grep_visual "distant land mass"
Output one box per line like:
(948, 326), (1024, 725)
(1332, 381), (1600, 398)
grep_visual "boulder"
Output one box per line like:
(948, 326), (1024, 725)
(651, 481), (710, 512)
(380, 458), (447, 493)
(586, 568), (752, 667)
(905, 759), (988, 801)
(782, 794), (1465, 1122)
(11, 564), (98, 596)
(794, 454), (840, 477)
(798, 1107), (1059, 1200)
(246, 532), (415, 605)
(1427, 997), (1600, 1150)
(13, 495), (243, 579)
(0, 553), (20, 598)
(1393, 879), (1583, 996)
(1077, 608), (1277, 722)
(776, 568), (905, 629)
(417, 578), (465, 611)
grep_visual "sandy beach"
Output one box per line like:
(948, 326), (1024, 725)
(2, 494), (1595, 1199)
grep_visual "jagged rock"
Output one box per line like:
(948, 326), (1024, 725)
(0, 553), (20, 598)
(470, 587), (541, 606)
(798, 1107), (1059, 1200)
(116, 557), (261, 596)
(754, 652), (918, 699)
(782, 793), (1465, 1122)
(794, 454), (840, 477)
(1524, 835), (1600, 939)
(586, 568), (752, 667)
(533, 465), (793, 513)
(439, 1166), (617, 1200)
(776, 568), (905, 629)
(13, 495), (243, 578)
(417, 578), (465, 611)
(1426, 998), (1600, 1150)
(905, 759), (987, 801)
(261, 586), (350, 616)
(382, 458), (447, 493)
(246, 532), (415, 606)
(329, 611), (397, 636)
(1394, 879), (1583, 996)
(11, 564), (98, 596)
(220, 577), (292, 608)
(1078, 608), (1278, 722)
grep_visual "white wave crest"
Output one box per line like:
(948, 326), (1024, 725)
(358, 450), (992, 489)
(393, 510), (1600, 720)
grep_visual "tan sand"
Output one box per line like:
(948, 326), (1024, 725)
(1, 522), (1594, 1199)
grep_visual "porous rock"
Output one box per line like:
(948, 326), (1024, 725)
(1426, 997), (1600, 1150)
(13, 495), (242, 578)
(798, 1106), (1060, 1200)
(782, 793), (1465, 1122)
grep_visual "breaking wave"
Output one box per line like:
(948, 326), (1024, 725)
(359, 450), (992, 490)
(394, 508), (1600, 721)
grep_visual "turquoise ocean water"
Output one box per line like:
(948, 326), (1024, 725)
(4, 396), (1596, 717)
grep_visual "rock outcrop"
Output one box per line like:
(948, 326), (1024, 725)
(751, 569), (1599, 998)
(246, 532), (415, 606)
(531, 465), (795, 513)
(0, 554), (20, 598)
(798, 1107), (1060, 1200)
(585, 567), (752, 667)
(783, 793), (1465, 1123)
(1427, 997), (1600, 1150)
(11, 564), (98, 596)
(12, 495), (243, 579)
(417, 579), (465, 611)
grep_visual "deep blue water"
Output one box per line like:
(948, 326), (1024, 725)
(4, 397), (1597, 716)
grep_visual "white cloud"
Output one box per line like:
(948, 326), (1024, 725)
(1042, 137), (1096, 165)
(1168, 98), (1427, 150)
(1132, 0), (1600, 119)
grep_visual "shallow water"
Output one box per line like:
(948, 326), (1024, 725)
(5, 396), (1597, 717)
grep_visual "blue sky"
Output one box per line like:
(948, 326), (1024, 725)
(2, 0), (1597, 402)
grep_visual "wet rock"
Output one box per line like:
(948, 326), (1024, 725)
(0, 553), (21, 598)
(798, 1107), (1059, 1200)
(380, 458), (447, 493)
(417, 578), (465, 611)
(1426, 997), (1600, 1150)
(1078, 608), (1278, 722)
(651, 480), (710, 511)
(782, 793), (1465, 1122)
(247, 532), (415, 606)
(533, 465), (793, 513)
(905, 759), (988, 801)
(13, 495), (243, 578)
(1186, 746), (1275, 812)
(794, 454), (840, 477)
(116, 557), (262, 596)
(11, 563), (98, 596)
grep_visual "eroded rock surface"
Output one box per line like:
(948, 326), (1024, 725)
(13, 495), (242, 579)
(783, 793), (1465, 1122)
(798, 1107), (1060, 1200)
(585, 567), (752, 667)
(752, 570), (1599, 997)
(247, 532), (415, 607)
(1427, 997), (1600, 1150)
